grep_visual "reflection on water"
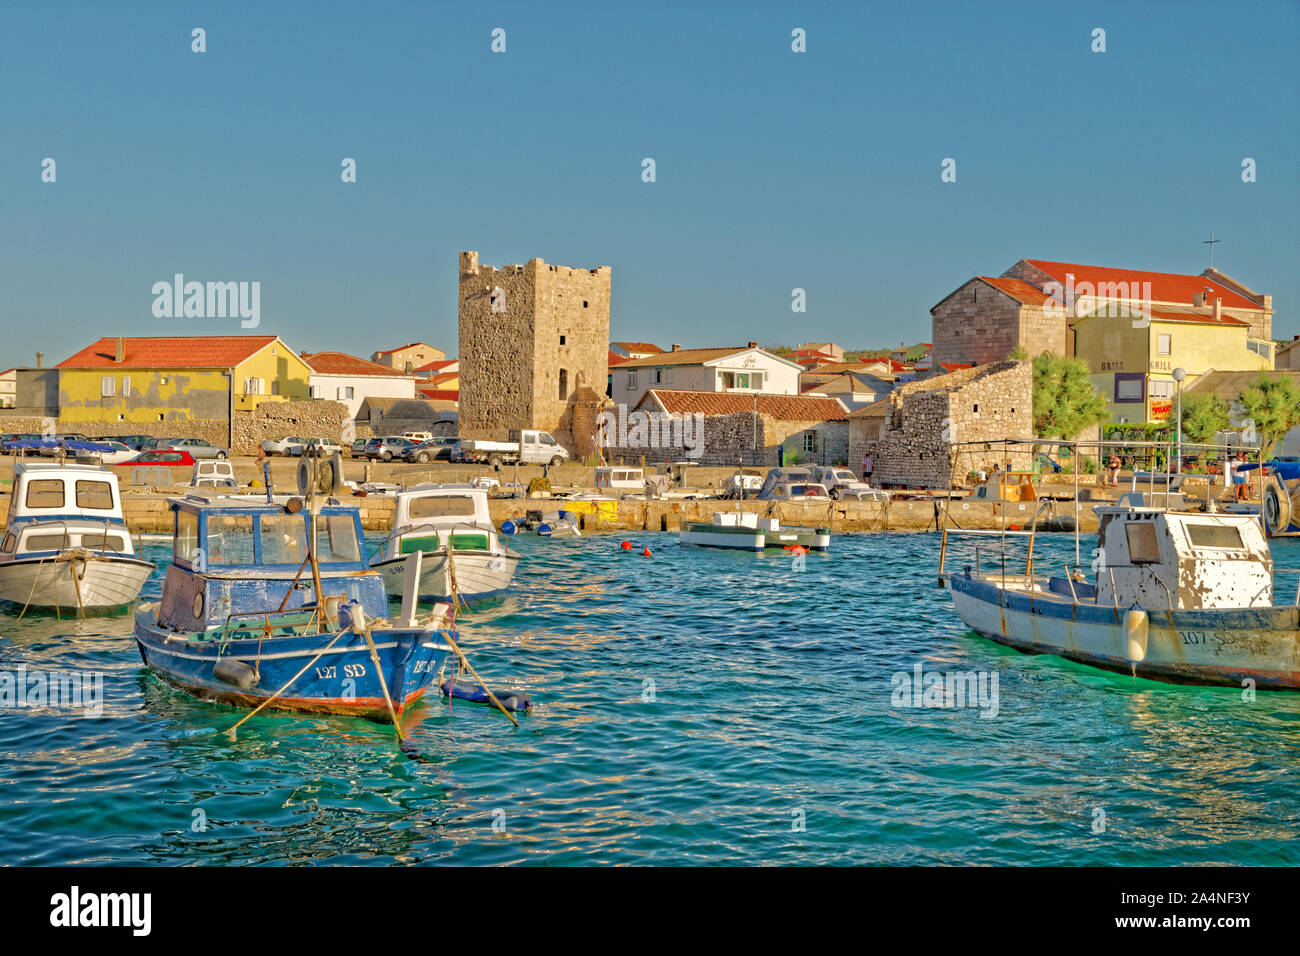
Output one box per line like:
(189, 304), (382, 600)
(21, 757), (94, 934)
(0, 534), (1297, 865)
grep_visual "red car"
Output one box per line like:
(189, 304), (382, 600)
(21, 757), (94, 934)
(109, 449), (197, 468)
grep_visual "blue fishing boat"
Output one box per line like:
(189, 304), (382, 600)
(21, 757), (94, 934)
(134, 492), (456, 722)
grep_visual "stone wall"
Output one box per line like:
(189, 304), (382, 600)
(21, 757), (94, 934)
(870, 360), (1032, 489)
(931, 279), (1025, 366)
(457, 251), (611, 446)
(231, 400), (349, 453)
(1, 400), (351, 454)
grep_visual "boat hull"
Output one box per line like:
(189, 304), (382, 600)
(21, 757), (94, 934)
(0, 554), (154, 612)
(134, 604), (454, 721)
(374, 549), (517, 605)
(680, 524), (765, 550)
(944, 571), (1300, 689)
(762, 527), (831, 551)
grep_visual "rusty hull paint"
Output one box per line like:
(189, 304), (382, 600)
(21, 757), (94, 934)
(947, 572), (1300, 690)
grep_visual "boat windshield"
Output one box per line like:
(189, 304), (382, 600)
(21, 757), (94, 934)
(315, 514), (362, 562)
(260, 514), (309, 565)
(409, 495), (477, 519)
(207, 514), (255, 565)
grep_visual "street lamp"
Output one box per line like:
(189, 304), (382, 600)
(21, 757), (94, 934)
(1172, 367), (1186, 474)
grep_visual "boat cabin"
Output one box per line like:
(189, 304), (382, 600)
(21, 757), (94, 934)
(1091, 507), (1272, 609)
(595, 466), (644, 491)
(1, 462), (134, 560)
(387, 485), (496, 556)
(156, 495), (382, 634)
(8, 461), (127, 524)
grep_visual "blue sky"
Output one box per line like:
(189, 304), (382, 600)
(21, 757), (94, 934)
(2, 0), (1296, 365)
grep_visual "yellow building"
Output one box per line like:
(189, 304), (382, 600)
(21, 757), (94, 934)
(56, 335), (311, 423)
(1072, 305), (1273, 423)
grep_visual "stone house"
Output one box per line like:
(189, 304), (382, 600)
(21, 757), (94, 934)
(599, 389), (848, 467)
(870, 360), (1032, 489)
(932, 259), (1274, 366)
(458, 251), (611, 448)
(1275, 336), (1300, 371)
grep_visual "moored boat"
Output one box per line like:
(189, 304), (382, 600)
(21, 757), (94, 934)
(940, 503), (1300, 689)
(0, 461), (154, 613)
(135, 492), (455, 721)
(372, 484), (518, 604)
(680, 512), (831, 551)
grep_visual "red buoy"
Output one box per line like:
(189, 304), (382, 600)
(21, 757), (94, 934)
(642, 547), (652, 556)
(621, 541), (632, 550)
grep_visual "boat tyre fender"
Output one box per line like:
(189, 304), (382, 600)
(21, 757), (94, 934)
(214, 658), (260, 690)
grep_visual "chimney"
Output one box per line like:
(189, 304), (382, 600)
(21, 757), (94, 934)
(35, 351), (43, 368)
(115, 336), (125, 363)
(671, 344), (681, 352)
(1213, 298), (1222, 322)
(747, 341), (758, 349)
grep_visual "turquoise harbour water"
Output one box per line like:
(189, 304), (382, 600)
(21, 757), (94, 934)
(2, 530), (1298, 866)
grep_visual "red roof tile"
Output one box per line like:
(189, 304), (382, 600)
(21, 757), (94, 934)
(413, 358), (458, 373)
(1023, 260), (1259, 310)
(612, 342), (664, 353)
(607, 351), (631, 367)
(979, 276), (1061, 307)
(58, 335), (279, 369)
(639, 389), (848, 421)
(302, 351), (414, 377)
(417, 387), (459, 401)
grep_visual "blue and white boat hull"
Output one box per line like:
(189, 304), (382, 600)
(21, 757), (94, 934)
(134, 603), (455, 721)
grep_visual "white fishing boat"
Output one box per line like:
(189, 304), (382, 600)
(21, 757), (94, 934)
(680, 511), (831, 551)
(372, 484), (518, 605)
(0, 462), (155, 613)
(938, 439), (1300, 690)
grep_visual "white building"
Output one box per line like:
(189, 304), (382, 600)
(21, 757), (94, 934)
(609, 343), (802, 409)
(0, 369), (14, 409)
(301, 351), (417, 419)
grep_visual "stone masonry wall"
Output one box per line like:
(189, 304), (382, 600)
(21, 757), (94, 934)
(871, 360), (1032, 489)
(931, 279), (1024, 366)
(457, 251), (611, 447)
(1, 400), (351, 455)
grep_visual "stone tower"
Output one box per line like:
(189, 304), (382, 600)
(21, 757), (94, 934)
(458, 251), (611, 445)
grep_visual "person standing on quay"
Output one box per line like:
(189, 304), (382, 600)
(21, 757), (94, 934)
(862, 453), (874, 485)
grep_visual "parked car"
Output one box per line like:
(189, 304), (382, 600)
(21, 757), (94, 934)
(261, 435), (305, 457)
(37, 433), (91, 456)
(810, 465), (887, 501)
(158, 437), (229, 459)
(109, 449), (198, 468)
(401, 430), (435, 442)
(108, 434), (154, 451)
(402, 436), (459, 463)
(349, 438), (368, 458)
(295, 438), (342, 457)
(362, 436), (418, 461)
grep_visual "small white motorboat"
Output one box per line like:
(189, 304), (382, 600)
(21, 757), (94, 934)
(372, 484), (518, 605)
(0, 461), (155, 613)
(680, 512), (831, 551)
